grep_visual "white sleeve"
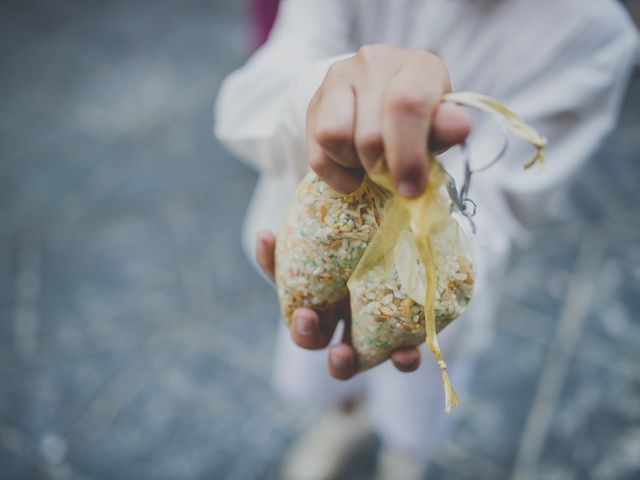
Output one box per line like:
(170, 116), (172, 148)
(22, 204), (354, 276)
(477, 10), (638, 215)
(214, 0), (355, 176)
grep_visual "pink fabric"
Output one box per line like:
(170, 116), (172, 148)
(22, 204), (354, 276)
(250, 0), (281, 51)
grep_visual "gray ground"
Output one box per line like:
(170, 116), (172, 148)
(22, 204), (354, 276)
(1, 1), (639, 479)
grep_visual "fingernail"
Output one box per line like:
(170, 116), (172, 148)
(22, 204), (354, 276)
(398, 180), (422, 198)
(400, 350), (419, 367)
(295, 313), (315, 335)
(256, 232), (267, 247)
(330, 350), (353, 371)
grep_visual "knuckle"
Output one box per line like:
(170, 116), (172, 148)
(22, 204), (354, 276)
(355, 44), (386, 64)
(314, 122), (352, 148)
(411, 48), (440, 65)
(331, 370), (353, 380)
(294, 336), (322, 350)
(325, 60), (345, 81)
(355, 130), (383, 155)
(356, 45), (375, 63)
(394, 158), (427, 183)
(308, 150), (330, 175)
(306, 93), (321, 121)
(388, 88), (433, 116)
(386, 145), (427, 173)
(411, 50), (451, 90)
(396, 151), (426, 169)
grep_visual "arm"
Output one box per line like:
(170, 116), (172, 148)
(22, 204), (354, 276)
(478, 12), (639, 225)
(214, 0), (354, 176)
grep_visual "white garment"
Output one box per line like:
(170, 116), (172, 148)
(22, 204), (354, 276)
(272, 296), (485, 458)
(214, 0), (638, 456)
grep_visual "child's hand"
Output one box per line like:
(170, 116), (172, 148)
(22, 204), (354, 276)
(307, 45), (471, 196)
(257, 231), (421, 380)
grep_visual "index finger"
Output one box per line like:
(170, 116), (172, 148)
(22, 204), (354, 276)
(382, 54), (450, 197)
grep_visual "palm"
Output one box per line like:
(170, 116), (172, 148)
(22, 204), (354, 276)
(256, 231), (421, 379)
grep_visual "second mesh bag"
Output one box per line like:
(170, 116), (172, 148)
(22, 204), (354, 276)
(348, 161), (474, 366)
(348, 161), (473, 411)
(348, 91), (547, 412)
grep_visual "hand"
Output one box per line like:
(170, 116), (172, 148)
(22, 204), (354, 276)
(307, 44), (471, 196)
(257, 231), (421, 380)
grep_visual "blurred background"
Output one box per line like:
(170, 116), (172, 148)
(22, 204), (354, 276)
(0, 1), (638, 479)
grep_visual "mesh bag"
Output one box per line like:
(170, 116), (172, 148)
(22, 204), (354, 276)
(348, 160), (473, 411)
(276, 92), (546, 412)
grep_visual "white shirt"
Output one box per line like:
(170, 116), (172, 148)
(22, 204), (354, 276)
(214, 0), (638, 275)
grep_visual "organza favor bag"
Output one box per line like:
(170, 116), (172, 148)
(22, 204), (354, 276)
(275, 172), (389, 324)
(348, 161), (474, 411)
(348, 92), (547, 411)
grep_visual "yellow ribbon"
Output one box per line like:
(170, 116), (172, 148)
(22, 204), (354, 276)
(368, 92), (546, 413)
(443, 91), (547, 169)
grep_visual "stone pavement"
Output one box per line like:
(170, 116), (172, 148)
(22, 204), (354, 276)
(0, 1), (638, 479)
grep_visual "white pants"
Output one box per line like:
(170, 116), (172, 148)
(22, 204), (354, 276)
(272, 288), (497, 459)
